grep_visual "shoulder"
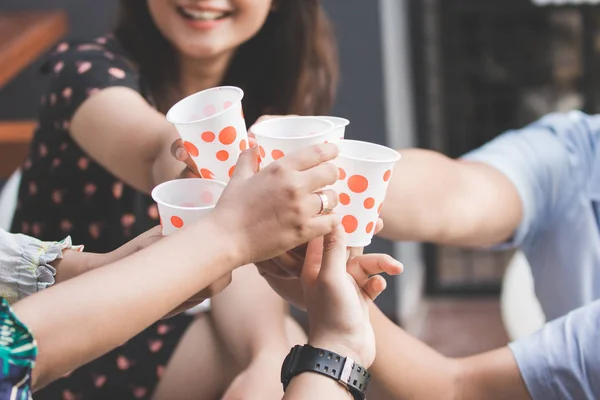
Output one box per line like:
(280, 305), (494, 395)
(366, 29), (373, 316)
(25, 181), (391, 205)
(43, 35), (137, 76)
(40, 36), (143, 115)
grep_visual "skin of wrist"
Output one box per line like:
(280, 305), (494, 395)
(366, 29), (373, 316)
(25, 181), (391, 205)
(188, 213), (251, 275)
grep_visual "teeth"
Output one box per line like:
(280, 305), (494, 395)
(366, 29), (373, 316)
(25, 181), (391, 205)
(180, 8), (227, 21)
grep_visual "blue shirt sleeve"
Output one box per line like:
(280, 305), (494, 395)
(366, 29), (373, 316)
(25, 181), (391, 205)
(461, 111), (600, 249)
(509, 299), (600, 399)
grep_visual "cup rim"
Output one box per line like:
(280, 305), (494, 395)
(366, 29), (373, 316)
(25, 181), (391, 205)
(151, 178), (227, 211)
(251, 116), (335, 140)
(316, 116), (350, 128)
(338, 139), (401, 163)
(166, 86), (244, 125)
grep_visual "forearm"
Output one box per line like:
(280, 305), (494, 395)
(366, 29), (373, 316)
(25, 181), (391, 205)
(53, 226), (162, 283)
(368, 303), (460, 399)
(456, 349), (530, 400)
(379, 149), (521, 247)
(284, 373), (352, 399)
(52, 250), (104, 283)
(369, 304), (529, 400)
(14, 216), (236, 390)
(211, 264), (290, 365)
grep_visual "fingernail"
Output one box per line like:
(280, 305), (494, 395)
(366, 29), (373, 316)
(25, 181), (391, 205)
(175, 147), (184, 160)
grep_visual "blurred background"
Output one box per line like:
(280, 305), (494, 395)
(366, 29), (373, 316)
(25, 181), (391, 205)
(2, 0), (599, 357)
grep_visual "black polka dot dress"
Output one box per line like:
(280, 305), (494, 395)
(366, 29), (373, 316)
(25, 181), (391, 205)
(11, 36), (193, 400)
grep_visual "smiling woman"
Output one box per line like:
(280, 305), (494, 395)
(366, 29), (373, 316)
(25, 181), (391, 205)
(11, 0), (339, 399)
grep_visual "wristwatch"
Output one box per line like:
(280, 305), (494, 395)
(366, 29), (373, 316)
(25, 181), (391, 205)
(281, 344), (371, 400)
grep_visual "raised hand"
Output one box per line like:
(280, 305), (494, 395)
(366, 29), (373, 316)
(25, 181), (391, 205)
(210, 143), (340, 266)
(301, 226), (403, 368)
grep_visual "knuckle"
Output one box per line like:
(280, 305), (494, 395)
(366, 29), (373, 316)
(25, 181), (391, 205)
(325, 162), (339, 180)
(312, 144), (327, 161)
(283, 181), (303, 202)
(328, 190), (339, 208)
(323, 231), (342, 251)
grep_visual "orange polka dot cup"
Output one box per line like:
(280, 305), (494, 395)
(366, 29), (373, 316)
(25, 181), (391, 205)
(166, 86), (248, 182)
(316, 116), (350, 140)
(151, 178), (226, 236)
(251, 116), (336, 168)
(333, 140), (401, 247)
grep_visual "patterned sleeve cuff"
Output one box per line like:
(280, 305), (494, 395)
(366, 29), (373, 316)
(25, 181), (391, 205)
(0, 231), (83, 304)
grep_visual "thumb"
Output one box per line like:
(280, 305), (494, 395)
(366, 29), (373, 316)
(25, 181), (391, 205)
(318, 224), (347, 282)
(301, 236), (324, 288)
(231, 146), (260, 180)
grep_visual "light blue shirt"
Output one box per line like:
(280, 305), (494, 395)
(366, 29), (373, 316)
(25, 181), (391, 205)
(463, 111), (600, 321)
(509, 299), (600, 399)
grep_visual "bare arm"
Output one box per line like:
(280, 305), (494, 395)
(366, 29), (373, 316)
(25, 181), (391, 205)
(368, 304), (530, 400)
(210, 264), (290, 364)
(53, 226), (162, 283)
(70, 87), (183, 193)
(379, 149), (522, 247)
(11, 143), (342, 391)
(16, 216), (234, 390)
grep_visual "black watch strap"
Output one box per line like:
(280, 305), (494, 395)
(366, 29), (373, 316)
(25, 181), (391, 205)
(281, 344), (370, 400)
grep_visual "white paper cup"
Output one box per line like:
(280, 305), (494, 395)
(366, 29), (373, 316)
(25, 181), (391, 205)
(332, 140), (401, 247)
(316, 116), (350, 140)
(251, 116), (335, 168)
(151, 178), (226, 235)
(166, 86), (248, 182)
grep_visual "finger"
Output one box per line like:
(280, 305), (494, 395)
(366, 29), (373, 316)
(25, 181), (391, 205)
(301, 236), (325, 286)
(307, 189), (339, 216)
(249, 136), (257, 148)
(318, 224), (347, 282)
(348, 246), (364, 261)
(349, 254), (404, 277)
(301, 162), (339, 192)
(362, 275), (387, 301)
(171, 138), (201, 177)
(276, 143), (339, 172)
(179, 168), (200, 179)
(170, 138), (186, 160)
(231, 147), (260, 180)
(303, 213), (342, 245)
(374, 218), (384, 234)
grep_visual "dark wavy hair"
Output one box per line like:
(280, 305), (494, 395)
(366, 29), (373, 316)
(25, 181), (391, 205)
(114, 1), (339, 125)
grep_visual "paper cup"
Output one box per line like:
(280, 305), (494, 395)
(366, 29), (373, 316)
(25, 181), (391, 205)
(166, 86), (248, 182)
(316, 116), (350, 140)
(332, 140), (401, 247)
(251, 116), (335, 168)
(151, 178), (226, 235)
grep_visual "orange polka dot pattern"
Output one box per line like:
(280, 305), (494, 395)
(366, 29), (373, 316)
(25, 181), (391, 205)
(331, 159), (396, 247)
(175, 99), (248, 182)
(154, 179), (226, 236)
(170, 216), (184, 228)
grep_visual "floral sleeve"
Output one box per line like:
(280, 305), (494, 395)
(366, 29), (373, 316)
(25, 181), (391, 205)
(0, 297), (37, 399)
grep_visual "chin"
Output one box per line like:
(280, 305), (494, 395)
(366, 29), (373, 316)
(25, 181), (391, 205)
(178, 41), (233, 61)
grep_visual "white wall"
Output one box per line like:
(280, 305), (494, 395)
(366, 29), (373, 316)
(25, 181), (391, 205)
(379, 0), (425, 325)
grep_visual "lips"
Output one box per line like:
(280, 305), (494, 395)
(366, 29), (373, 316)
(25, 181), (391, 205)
(176, 6), (233, 21)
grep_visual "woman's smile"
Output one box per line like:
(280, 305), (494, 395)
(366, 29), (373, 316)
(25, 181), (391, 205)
(175, 2), (234, 30)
